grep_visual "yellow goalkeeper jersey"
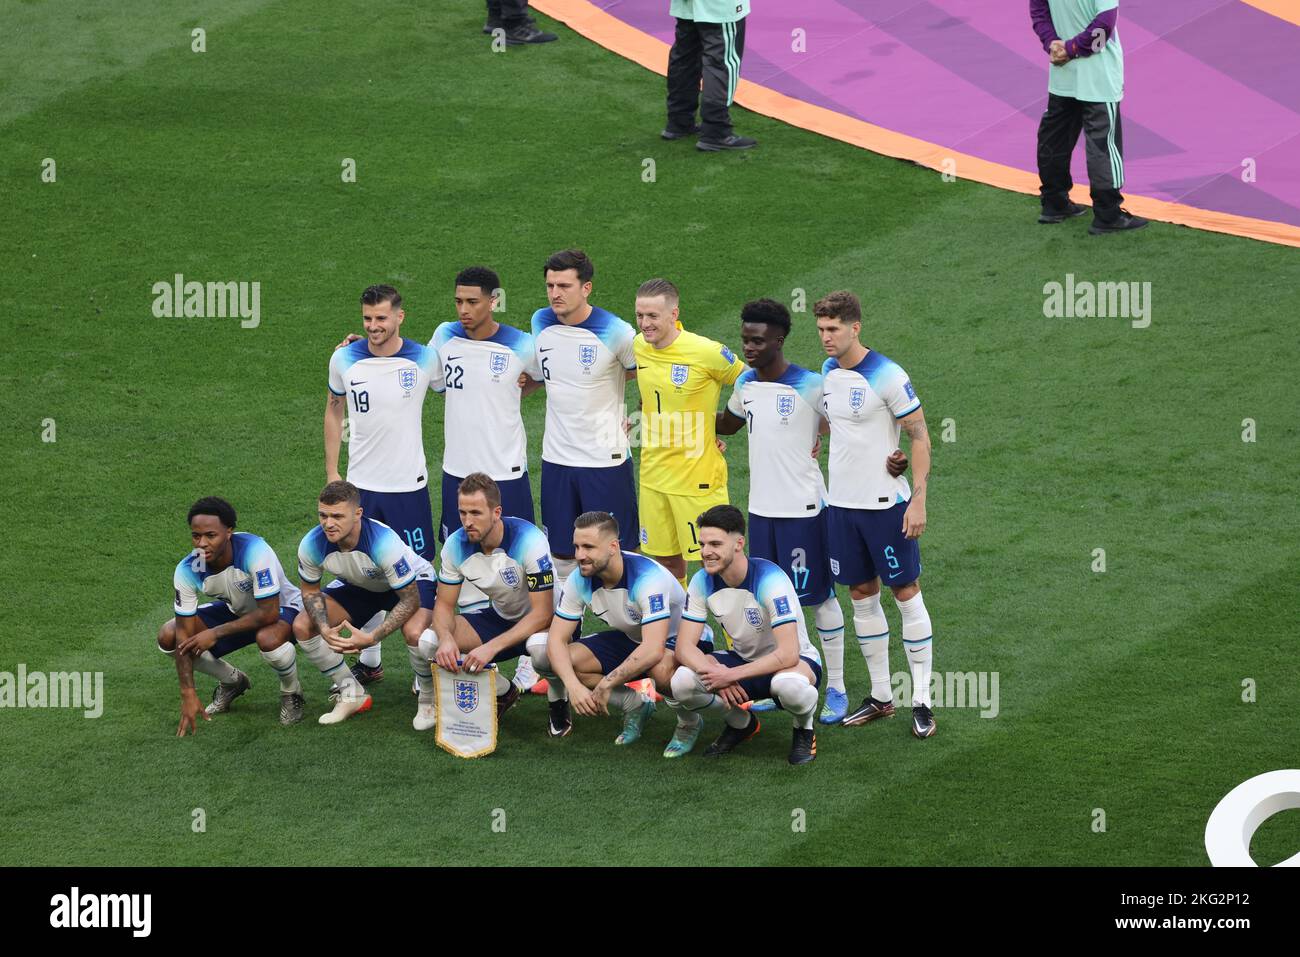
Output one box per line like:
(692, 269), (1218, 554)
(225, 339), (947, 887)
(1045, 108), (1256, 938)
(634, 323), (745, 495)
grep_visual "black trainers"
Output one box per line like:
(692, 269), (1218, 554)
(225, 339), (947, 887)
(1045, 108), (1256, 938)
(482, 19), (502, 34)
(497, 681), (522, 717)
(548, 698), (572, 737)
(662, 123), (702, 140)
(1038, 202), (1087, 224)
(912, 704), (937, 738)
(504, 25), (558, 45)
(279, 692), (305, 726)
(697, 134), (757, 152)
(842, 695), (895, 726)
(1090, 209), (1149, 235)
(702, 713), (761, 756)
(789, 727), (817, 765)
(351, 661), (383, 685)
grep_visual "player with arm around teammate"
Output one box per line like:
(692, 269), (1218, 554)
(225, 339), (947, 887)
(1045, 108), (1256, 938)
(527, 510), (715, 748)
(162, 497), (306, 734)
(815, 290), (936, 738)
(669, 505), (824, 765)
(293, 481), (438, 728)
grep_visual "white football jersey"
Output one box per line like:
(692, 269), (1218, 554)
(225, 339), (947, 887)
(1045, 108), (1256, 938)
(427, 321), (539, 480)
(174, 532), (303, 617)
(725, 363), (827, 518)
(297, 518), (435, 593)
(328, 338), (439, 493)
(556, 552), (684, 644)
(821, 350), (921, 510)
(683, 557), (820, 665)
(531, 306), (637, 468)
(438, 517), (555, 622)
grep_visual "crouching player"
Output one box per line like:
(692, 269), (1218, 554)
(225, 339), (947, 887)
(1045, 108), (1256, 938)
(294, 481), (438, 727)
(162, 497), (305, 734)
(427, 473), (556, 724)
(527, 510), (714, 750)
(670, 505), (823, 765)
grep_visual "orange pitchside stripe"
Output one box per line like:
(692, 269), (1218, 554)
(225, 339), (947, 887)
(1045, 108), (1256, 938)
(1241, 0), (1300, 28)
(531, 0), (1300, 249)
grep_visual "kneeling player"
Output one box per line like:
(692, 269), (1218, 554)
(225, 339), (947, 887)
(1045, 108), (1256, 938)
(161, 497), (306, 734)
(428, 473), (556, 719)
(670, 505), (823, 765)
(294, 481), (438, 727)
(527, 510), (713, 749)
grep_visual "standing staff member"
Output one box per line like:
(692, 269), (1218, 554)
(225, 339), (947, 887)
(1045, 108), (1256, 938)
(1030, 0), (1146, 233)
(663, 1), (755, 151)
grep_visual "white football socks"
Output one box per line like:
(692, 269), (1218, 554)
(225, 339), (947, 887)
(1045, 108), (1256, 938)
(852, 594), (892, 703)
(525, 633), (569, 702)
(299, 635), (362, 696)
(551, 557), (578, 608)
(607, 684), (642, 715)
(194, 651), (240, 685)
(407, 641), (433, 694)
(814, 595), (846, 692)
(259, 642), (301, 694)
(357, 613), (385, 668)
(669, 667), (747, 728)
(897, 591), (934, 707)
(771, 672), (818, 730)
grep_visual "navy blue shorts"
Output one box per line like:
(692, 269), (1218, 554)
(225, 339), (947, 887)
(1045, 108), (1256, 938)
(196, 602), (298, 658)
(323, 579), (436, 625)
(462, 607), (529, 662)
(574, 629), (640, 675)
(358, 486), (435, 560)
(708, 650), (823, 703)
(748, 511), (835, 607)
(541, 458), (640, 555)
(440, 470), (536, 542)
(666, 625), (714, 654)
(826, 502), (922, 588)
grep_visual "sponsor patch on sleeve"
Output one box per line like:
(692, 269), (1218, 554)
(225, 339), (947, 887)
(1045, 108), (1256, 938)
(720, 344), (737, 363)
(904, 380), (916, 400)
(648, 594), (665, 614)
(394, 557), (411, 579)
(256, 568), (274, 590)
(774, 595), (791, 616)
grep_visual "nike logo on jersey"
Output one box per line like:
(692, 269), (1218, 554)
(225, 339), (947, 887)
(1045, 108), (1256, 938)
(742, 400), (752, 406)
(687, 546), (701, 555)
(445, 356), (462, 362)
(350, 380), (367, 385)
(539, 347), (554, 353)
(888, 571), (904, 580)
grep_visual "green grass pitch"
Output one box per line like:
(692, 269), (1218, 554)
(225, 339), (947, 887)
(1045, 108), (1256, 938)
(2, 0), (1298, 866)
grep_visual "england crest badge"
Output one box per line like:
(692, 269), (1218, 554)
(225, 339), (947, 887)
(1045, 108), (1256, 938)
(489, 352), (510, 376)
(849, 387), (866, 412)
(776, 393), (796, 418)
(670, 363), (689, 386)
(579, 344), (598, 368)
(455, 679), (479, 713)
(500, 565), (521, 588)
(397, 367), (417, 394)
(745, 607), (764, 629)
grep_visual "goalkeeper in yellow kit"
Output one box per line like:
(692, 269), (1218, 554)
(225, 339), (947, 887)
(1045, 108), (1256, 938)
(632, 278), (745, 586)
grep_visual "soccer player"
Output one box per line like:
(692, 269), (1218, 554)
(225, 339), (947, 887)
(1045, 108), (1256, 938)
(633, 278), (745, 587)
(716, 299), (908, 724)
(325, 284), (439, 685)
(527, 249), (641, 596)
(293, 481), (439, 728)
(427, 473), (556, 717)
(161, 497), (305, 734)
(526, 511), (714, 748)
(669, 506), (823, 764)
(815, 290), (937, 738)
